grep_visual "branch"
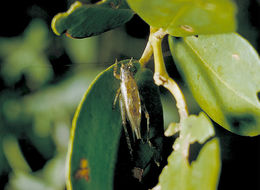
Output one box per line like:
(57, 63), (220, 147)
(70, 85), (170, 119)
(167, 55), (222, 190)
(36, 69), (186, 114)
(150, 27), (189, 122)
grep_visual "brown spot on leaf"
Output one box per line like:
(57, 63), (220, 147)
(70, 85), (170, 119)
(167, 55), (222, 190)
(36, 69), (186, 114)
(180, 25), (194, 33)
(227, 114), (256, 132)
(75, 158), (90, 182)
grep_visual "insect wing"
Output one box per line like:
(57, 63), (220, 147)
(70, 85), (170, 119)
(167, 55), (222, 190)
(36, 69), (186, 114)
(120, 71), (142, 139)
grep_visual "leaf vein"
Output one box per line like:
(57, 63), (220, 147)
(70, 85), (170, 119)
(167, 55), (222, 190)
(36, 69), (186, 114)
(185, 39), (258, 108)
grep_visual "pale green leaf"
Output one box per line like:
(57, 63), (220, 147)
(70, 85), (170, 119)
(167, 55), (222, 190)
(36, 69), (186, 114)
(127, 0), (236, 36)
(157, 112), (221, 190)
(169, 33), (260, 136)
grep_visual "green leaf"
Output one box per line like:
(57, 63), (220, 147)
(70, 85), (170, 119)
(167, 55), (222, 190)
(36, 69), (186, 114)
(52, 1), (134, 38)
(169, 33), (260, 136)
(127, 0), (236, 36)
(157, 112), (221, 190)
(67, 60), (164, 189)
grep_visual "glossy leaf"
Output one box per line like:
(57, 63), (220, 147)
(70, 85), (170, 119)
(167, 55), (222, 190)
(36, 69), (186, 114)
(67, 60), (164, 190)
(127, 0), (236, 36)
(52, 0), (134, 38)
(157, 112), (221, 190)
(169, 33), (260, 136)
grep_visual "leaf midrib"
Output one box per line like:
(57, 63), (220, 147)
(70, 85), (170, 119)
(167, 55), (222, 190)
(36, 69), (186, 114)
(184, 39), (259, 109)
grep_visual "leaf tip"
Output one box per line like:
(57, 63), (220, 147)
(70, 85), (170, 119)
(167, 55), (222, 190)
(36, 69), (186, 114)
(51, 13), (63, 36)
(51, 1), (83, 36)
(67, 1), (83, 14)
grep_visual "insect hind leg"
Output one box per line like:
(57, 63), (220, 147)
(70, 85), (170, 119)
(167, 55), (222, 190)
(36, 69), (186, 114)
(113, 59), (121, 79)
(119, 94), (134, 160)
(113, 88), (121, 110)
(141, 103), (152, 147)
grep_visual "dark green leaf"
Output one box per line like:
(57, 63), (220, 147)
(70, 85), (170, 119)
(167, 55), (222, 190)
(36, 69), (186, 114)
(157, 112), (221, 190)
(169, 33), (260, 136)
(51, 1), (134, 38)
(127, 0), (236, 36)
(67, 60), (164, 189)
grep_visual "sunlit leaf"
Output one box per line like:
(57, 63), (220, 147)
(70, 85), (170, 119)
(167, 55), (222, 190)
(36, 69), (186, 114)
(67, 60), (164, 189)
(157, 112), (221, 190)
(52, 0), (134, 38)
(127, 0), (236, 36)
(169, 33), (260, 136)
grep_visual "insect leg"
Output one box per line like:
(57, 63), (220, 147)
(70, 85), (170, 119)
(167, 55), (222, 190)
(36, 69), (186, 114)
(141, 103), (152, 147)
(128, 57), (134, 67)
(113, 59), (120, 79)
(113, 88), (121, 110)
(132, 167), (144, 182)
(119, 94), (134, 160)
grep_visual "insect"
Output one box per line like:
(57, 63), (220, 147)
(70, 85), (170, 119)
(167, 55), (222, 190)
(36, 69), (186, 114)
(75, 158), (90, 182)
(113, 59), (150, 156)
(113, 59), (164, 183)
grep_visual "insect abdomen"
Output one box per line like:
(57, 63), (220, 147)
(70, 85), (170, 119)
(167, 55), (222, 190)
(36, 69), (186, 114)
(120, 71), (142, 139)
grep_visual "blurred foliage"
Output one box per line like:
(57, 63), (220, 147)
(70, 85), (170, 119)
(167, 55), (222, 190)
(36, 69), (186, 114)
(0, 19), (53, 89)
(0, 1), (148, 188)
(0, 0), (259, 190)
(0, 7), (104, 188)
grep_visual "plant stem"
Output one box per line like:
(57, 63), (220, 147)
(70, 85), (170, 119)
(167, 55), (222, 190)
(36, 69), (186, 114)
(139, 39), (153, 67)
(150, 27), (189, 122)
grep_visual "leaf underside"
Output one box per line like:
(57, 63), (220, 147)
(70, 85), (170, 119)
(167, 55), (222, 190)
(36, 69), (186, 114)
(127, 0), (236, 36)
(169, 33), (260, 136)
